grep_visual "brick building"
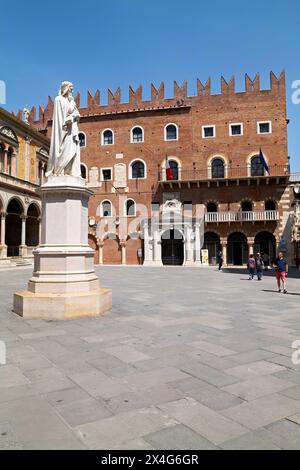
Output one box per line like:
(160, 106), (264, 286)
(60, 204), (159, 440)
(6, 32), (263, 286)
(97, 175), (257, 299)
(29, 71), (293, 266)
(0, 107), (49, 262)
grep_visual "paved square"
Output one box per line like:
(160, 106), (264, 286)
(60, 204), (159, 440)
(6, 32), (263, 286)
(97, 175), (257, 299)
(0, 265), (300, 449)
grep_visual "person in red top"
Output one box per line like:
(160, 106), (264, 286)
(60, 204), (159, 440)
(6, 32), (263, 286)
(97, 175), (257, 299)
(273, 252), (289, 294)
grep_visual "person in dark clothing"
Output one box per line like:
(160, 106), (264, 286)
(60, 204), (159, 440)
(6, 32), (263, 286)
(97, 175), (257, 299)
(273, 252), (288, 294)
(255, 252), (264, 280)
(217, 250), (223, 271)
(247, 254), (256, 280)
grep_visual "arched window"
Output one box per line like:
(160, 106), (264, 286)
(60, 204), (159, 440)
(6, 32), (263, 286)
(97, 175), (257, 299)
(102, 129), (114, 145)
(131, 127), (143, 143)
(126, 199), (136, 217)
(169, 160), (179, 180)
(78, 132), (86, 147)
(165, 124), (178, 141)
(265, 200), (276, 211)
(101, 200), (112, 217)
(81, 164), (87, 179)
(251, 156), (264, 177)
(131, 160), (145, 179)
(211, 158), (225, 179)
(241, 200), (253, 212)
(207, 202), (218, 213)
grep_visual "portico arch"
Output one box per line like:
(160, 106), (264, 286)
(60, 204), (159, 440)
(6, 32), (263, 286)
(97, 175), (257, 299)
(26, 203), (40, 249)
(5, 198), (24, 256)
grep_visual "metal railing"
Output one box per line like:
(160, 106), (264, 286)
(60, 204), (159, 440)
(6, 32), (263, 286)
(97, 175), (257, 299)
(205, 210), (279, 223)
(159, 165), (289, 182)
(290, 173), (300, 183)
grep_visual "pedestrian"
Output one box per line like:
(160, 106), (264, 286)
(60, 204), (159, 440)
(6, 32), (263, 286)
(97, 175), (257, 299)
(217, 250), (223, 271)
(273, 251), (288, 294)
(255, 252), (264, 280)
(262, 252), (269, 270)
(137, 247), (143, 265)
(247, 254), (256, 280)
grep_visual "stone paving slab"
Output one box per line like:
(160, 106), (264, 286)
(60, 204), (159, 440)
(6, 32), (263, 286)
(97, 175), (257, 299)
(0, 265), (300, 449)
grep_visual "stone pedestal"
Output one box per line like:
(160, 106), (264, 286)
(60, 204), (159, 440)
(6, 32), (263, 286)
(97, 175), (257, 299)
(13, 176), (112, 320)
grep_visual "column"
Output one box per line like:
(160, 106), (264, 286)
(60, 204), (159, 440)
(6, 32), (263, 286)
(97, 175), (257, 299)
(38, 217), (42, 246)
(247, 237), (254, 255)
(184, 225), (194, 266)
(194, 223), (202, 265)
(153, 228), (162, 265)
(11, 150), (17, 176)
(3, 149), (8, 174)
(220, 238), (227, 266)
(143, 221), (153, 265)
(0, 212), (7, 258)
(20, 216), (27, 257)
(121, 241), (126, 265)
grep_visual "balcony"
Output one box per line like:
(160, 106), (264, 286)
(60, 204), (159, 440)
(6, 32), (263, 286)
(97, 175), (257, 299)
(205, 210), (279, 223)
(0, 171), (39, 194)
(158, 165), (289, 187)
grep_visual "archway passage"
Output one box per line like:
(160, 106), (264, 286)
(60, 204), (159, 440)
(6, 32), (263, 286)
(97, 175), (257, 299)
(6, 199), (22, 257)
(203, 232), (220, 265)
(227, 232), (248, 266)
(254, 231), (276, 265)
(26, 204), (39, 248)
(161, 229), (184, 266)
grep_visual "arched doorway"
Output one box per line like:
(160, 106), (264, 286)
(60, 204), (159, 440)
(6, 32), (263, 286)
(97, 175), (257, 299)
(203, 232), (220, 265)
(161, 229), (184, 265)
(254, 231), (276, 265)
(6, 198), (23, 256)
(126, 237), (143, 265)
(26, 204), (40, 250)
(103, 237), (122, 264)
(227, 232), (248, 265)
(88, 235), (99, 264)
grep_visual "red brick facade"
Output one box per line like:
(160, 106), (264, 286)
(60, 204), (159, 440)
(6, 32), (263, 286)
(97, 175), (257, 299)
(29, 72), (291, 266)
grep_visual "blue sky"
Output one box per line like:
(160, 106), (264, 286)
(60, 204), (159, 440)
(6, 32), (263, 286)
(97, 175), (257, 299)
(1, 0), (300, 170)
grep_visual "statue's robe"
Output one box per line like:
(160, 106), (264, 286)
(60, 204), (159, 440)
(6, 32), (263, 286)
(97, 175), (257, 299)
(46, 95), (81, 177)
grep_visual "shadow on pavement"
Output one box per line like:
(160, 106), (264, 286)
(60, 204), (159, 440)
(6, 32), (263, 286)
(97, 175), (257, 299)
(222, 267), (300, 279)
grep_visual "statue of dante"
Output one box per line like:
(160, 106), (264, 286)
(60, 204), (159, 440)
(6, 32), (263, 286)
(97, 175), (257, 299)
(46, 81), (81, 178)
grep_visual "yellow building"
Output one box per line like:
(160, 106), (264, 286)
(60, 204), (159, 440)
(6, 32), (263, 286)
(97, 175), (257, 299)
(0, 107), (49, 260)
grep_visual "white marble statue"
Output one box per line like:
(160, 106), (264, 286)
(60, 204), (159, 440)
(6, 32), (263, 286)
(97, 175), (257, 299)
(46, 81), (81, 178)
(23, 106), (30, 124)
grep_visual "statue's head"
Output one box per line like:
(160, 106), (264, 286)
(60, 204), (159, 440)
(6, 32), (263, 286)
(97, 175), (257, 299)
(59, 81), (73, 97)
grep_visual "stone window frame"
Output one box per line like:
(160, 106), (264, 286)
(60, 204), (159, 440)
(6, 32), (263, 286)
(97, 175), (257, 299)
(78, 131), (87, 148)
(100, 167), (113, 181)
(128, 158), (147, 180)
(202, 125), (216, 139)
(101, 128), (114, 146)
(130, 126), (144, 144)
(124, 198), (136, 217)
(257, 121), (272, 135)
(164, 123), (179, 142)
(100, 199), (113, 218)
(229, 122), (244, 137)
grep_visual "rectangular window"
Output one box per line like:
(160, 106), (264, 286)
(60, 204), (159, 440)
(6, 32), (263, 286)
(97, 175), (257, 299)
(230, 123), (243, 136)
(257, 121), (272, 134)
(202, 125), (215, 138)
(102, 168), (112, 181)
